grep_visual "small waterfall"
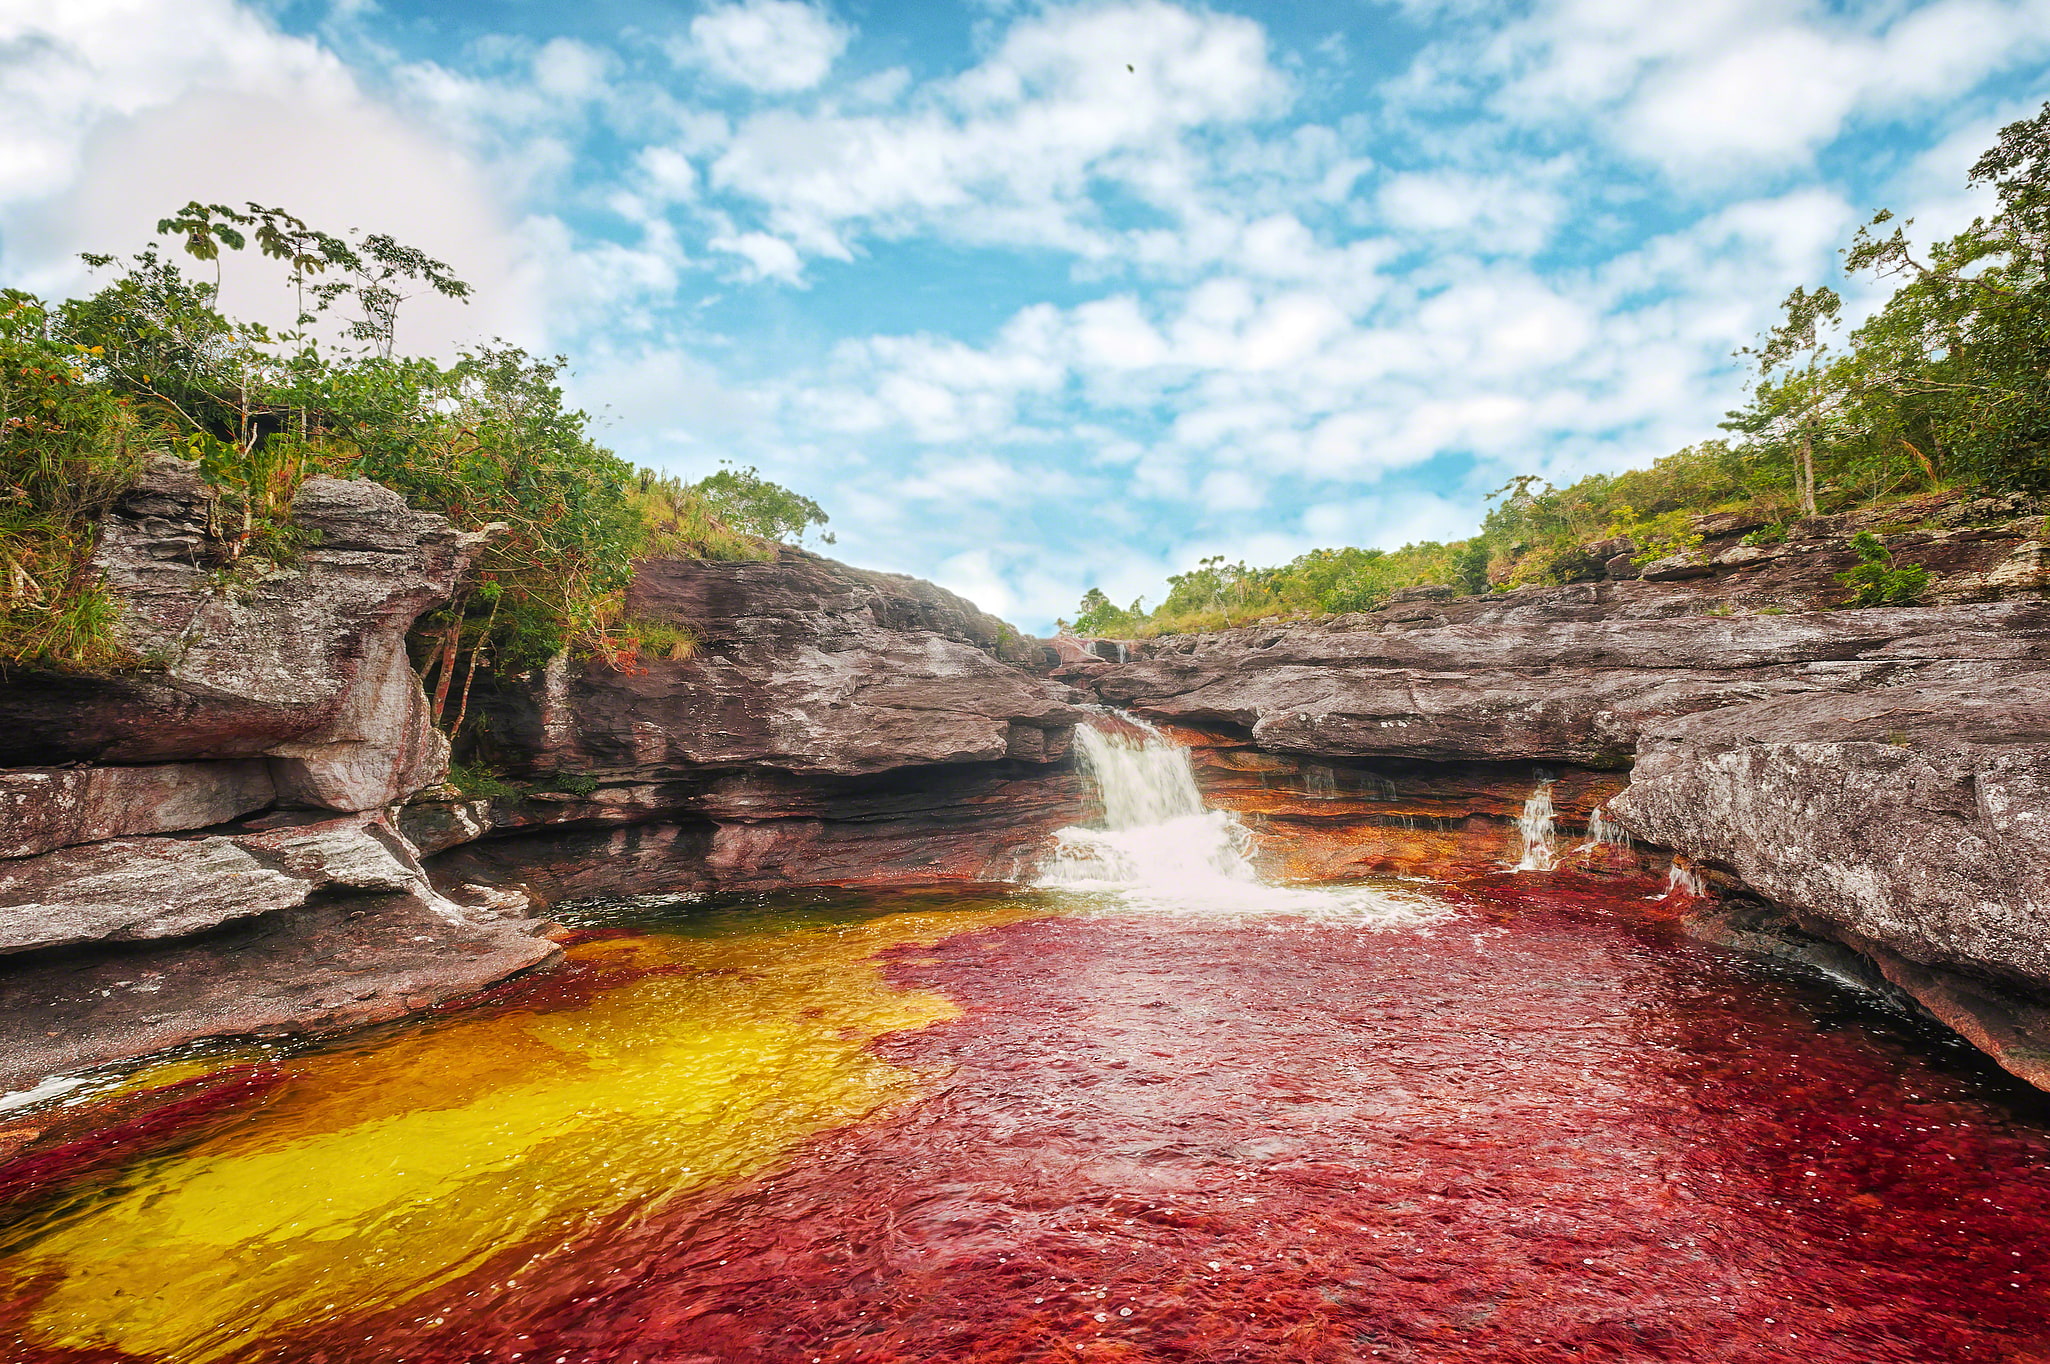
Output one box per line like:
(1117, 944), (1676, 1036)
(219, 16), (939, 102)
(1303, 765), (1337, 799)
(1575, 803), (1633, 862)
(1513, 778), (1558, 872)
(1661, 857), (1707, 900)
(1037, 714), (1447, 925)
(1583, 804), (1630, 849)
(1040, 718), (1263, 894)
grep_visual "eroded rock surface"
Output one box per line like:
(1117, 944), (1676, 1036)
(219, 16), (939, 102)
(0, 457), (472, 810)
(441, 549), (1086, 899)
(1088, 595), (2050, 767)
(0, 890), (558, 1093)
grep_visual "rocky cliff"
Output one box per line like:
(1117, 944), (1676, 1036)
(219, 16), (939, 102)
(0, 458), (555, 1091)
(410, 546), (1085, 903)
(5, 470), (2048, 1103)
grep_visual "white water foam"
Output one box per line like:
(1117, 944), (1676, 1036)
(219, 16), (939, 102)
(1513, 778), (1558, 872)
(1037, 715), (1447, 927)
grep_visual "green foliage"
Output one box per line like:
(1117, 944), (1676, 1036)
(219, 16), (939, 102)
(3, 201), (824, 730)
(1837, 531), (1931, 607)
(537, 770), (600, 798)
(1069, 540), (1469, 638)
(446, 760), (522, 801)
(687, 462), (831, 545)
(620, 617), (699, 663)
(0, 293), (148, 667)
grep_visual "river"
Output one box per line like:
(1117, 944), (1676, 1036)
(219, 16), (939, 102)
(2, 722), (2047, 1362)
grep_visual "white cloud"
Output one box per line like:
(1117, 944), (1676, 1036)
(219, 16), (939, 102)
(0, 0), (538, 353)
(683, 0), (850, 94)
(699, 0), (1291, 269)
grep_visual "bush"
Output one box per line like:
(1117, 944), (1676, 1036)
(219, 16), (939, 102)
(1838, 531), (1930, 607)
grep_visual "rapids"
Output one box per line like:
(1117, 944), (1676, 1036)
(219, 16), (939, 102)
(2, 720), (2049, 1362)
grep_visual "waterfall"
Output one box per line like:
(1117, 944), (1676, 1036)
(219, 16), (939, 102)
(1040, 718), (1263, 894)
(1582, 804), (1630, 850)
(1037, 714), (1446, 925)
(1575, 803), (1633, 862)
(1513, 778), (1558, 872)
(1660, 858), (1707, 900)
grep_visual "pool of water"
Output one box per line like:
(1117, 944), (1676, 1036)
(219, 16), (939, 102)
(3, 876), (2049, 1363)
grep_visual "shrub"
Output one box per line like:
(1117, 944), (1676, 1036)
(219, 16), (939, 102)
(1838, 531), (1931, 607)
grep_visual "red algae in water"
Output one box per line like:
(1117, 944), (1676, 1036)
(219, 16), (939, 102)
(9, 876), (2050, 1363)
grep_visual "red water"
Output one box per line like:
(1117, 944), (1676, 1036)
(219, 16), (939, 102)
(14, 875), (2050, 1362)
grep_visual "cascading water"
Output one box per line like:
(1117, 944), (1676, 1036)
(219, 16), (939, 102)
(1513, 777), (1559, 872)
(1039, 717), (1264, 896)
(1581, 803), (1630, 851)
(1038, 715), (1441, 923)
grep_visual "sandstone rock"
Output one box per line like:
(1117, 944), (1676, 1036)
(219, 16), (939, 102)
(1388, 584), (1456, 603)
(0, 838), (308, 956)
(1604, 553), (1640, 580)
(1582, 537), (1635, 561)
(440, 548), (1087, 901)
(0, 811), (448, 957)
(1088, 600), (2050, 767)
(0, 761), (274, 859)
(1690, 511), (1769, 538)
(0, 459), (472, 814)
(0, 889), (557, 1093)
(1638, 554), (1715, 581)
(484, 548), (1079, 779)
(1610, 671), (2050, 987)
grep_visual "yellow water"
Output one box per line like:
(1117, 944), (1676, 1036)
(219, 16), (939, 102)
(3, 896), (1041, 1362)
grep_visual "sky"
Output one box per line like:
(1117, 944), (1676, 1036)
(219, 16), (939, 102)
(4, 0), (2049, 631)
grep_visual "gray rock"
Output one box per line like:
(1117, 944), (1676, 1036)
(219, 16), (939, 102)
(0, 837), (308, 955)
(0, 458), (474, 815)
(0, 761), (275, 859)
(1638, 553), (1715, 581)
(1611, 672), (2050, 985)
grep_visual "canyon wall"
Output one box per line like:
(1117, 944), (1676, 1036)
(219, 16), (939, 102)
(1064, 503), (2050, 1086)
(5, 468), (2047, 1099)
(410, 547), (1085, 903)
(0, 458), (555, 1091)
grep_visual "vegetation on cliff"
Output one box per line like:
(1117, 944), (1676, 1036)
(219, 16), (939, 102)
(0, 205), (826, 698)
(1072, 104), (2050, 638)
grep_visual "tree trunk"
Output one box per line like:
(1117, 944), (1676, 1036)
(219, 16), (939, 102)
(1798, 430), (1818, 517)
(428, 616), (462, 727)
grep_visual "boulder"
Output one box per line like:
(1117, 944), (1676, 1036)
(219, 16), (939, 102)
(1611, 672), (2050, 986)
(0, 811), (440, 957)
(443, 548), (1087, 899)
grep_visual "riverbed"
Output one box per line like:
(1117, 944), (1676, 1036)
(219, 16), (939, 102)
(2, 873), (2047, 1363)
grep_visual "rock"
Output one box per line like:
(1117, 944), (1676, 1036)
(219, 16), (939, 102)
(0, 459), (473, 814)
(1582, 537), (1635, 561)
(1388, 584), (1456, 603)
(0, 761), (275, 859)
(1638, 554), (1715, 581)
(0, 812), (440, 957)
(0, 889), (558, 1093)
(1689, 511), (1769, 538)
(0, 837), (308, 956)
(1604, 553), (1641, 580)
(398, 792), (498, 857)
(488, 548), (1079, 778)
(444, 548), (1086, 900)
(1088, 599), (2050, 766)
(1610, 672), (2050, 985)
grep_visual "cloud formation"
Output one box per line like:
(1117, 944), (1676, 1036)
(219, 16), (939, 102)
(2, 0), (2045, 630)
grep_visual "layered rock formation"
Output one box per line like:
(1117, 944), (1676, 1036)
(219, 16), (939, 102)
(417, 547), (1085, 903)
(0, 459), (556, 1092)
(1064, 506), (2050, 1085)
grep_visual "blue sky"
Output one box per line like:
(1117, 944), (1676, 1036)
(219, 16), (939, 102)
(5, 0), (2049, 630)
